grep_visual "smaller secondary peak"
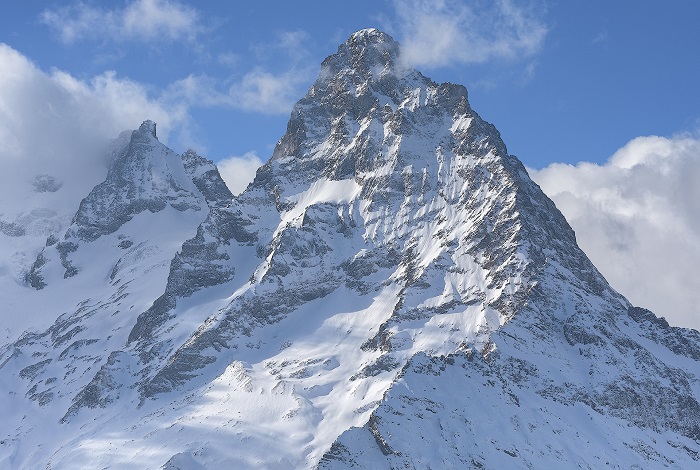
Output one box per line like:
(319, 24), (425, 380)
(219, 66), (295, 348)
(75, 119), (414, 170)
(138, 120), (157, 139)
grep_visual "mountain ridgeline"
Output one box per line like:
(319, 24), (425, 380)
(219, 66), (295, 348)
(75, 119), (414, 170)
(1, 29), (699, 469)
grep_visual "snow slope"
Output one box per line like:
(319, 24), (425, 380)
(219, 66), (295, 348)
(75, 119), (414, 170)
(0, 29), (699, 469)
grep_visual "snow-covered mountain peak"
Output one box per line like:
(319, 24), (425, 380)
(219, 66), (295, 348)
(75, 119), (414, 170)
(2, 31), (700, 470)
(316, 29), (469, 106)
(68, 119), (203, 241)
(25, 121), (216, 289)
(329, 28), (400, 74)
(138, 119), (157, 139)
(349, 27), (386, 41)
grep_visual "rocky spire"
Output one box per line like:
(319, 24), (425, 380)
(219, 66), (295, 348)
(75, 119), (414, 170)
(138, 120), (157, 139)
(320, 28), (402, 82)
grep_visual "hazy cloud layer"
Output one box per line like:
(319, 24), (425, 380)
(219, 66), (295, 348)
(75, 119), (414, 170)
(0, 43), (189, 215)
(230, 31), (315, 113)
(231, 68), (313, 114)
(217, 152), (264, 196)
(167, 67), (312, 115)
(531, 134), (700, 330)
(41, 0), (202, 43)
(166, 31), (315, 115)
(391, 0), (547, 68)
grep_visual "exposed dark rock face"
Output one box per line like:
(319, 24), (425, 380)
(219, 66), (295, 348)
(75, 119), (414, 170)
(26, 121), (212, 288)
(70, 120), (201, 243)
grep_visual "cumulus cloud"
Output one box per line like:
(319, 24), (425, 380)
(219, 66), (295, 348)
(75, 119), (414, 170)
(41, 0), (202, 43)
(391, 0), (548, 68)
(530, 134), (700, 331)
(0, 43), (190, 216)
(217, 152), (264, 195)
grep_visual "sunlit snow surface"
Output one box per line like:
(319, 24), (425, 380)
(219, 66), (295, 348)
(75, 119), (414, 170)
(1, 30), (699, 469)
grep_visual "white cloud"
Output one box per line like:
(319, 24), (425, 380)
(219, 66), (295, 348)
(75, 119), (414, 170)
(166, 74), (221, 107)
(520, 62), (537, 84)
(217, 152), (264, 195)
(530, 134), (700, 331)
(168, 66), (313, 115)
(230, 31), (314, 114)
(159, 30), (315, 115)
(41, 0), (201, 43)
(252, 31), (310, 61)
(230, 68), (311, 114)
(0, 43), (190, 216)
(391, 0), (548, 68)
(592, 31), (609, 44)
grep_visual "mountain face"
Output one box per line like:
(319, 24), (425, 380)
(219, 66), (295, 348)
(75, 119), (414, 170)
(1, 29), (699, 469)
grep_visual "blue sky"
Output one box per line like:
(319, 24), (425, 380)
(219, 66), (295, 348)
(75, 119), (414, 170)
(1, 0), (699, 330)
(2, 0), (698, 168)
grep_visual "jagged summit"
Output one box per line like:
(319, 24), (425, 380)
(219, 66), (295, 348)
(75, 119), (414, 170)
(68, 119), (203, 242)
(138, 119), (157, 139)
(323, 28), (401, 77)
(316, 28), (426, 94)
(267, 29), (475, 184)
(349, 27), (385, 40)
(318, 29), (469, 105)
(26, 121), (218, 288)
